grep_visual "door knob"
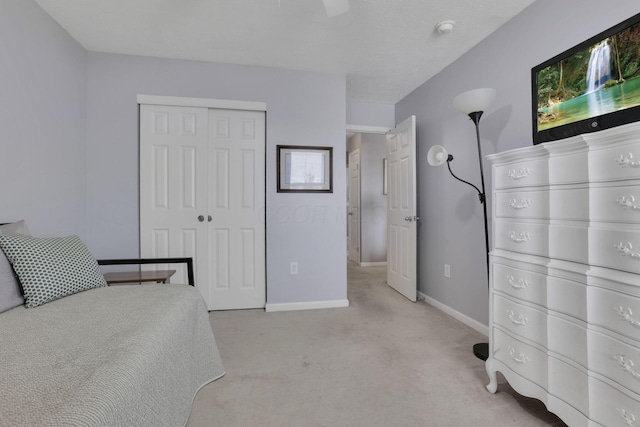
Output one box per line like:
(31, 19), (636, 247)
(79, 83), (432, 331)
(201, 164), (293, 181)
(404, 216), (413, 222)
(208, 215), (212, 222)
(198, 215), (205, 222)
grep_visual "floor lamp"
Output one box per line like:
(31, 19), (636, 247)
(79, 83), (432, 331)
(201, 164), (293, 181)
(426, 88), (495, 361)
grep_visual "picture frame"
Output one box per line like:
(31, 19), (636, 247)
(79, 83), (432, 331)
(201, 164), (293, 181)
(277, 145), (333, 193)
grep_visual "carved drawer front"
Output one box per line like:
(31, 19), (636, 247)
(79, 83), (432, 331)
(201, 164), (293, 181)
(549, 223), (589, 265)
(588, 330), (640, 394)
(494, 159), (548, 190)
(494, 221), (549, 257)
(493, 295), (546, 346)
(589, 376), (640, 427)
(547, 275), (587, 322)
(548, 356), (589, 417)
(494, 190), (549, 220)
(493, 328), (548, 389)
(547, 315), (588, 367)
(591, 184), (640, 224)
(589, 287), (640, 342)
(590, 145), (640, 183)
(492, 263), (546, 307)
(590, 227), (640, 274)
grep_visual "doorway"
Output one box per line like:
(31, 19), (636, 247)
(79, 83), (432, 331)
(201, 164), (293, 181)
(346, 118), (417, 302)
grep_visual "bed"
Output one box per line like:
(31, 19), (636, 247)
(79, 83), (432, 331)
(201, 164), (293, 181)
(0, 283), (224, 426)
(0, 223), (224, 426)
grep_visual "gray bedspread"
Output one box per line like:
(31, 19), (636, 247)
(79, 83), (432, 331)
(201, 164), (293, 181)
(0, 284), (224, 426)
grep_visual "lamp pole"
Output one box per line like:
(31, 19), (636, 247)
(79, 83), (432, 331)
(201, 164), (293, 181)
(469, 111), (490, 282)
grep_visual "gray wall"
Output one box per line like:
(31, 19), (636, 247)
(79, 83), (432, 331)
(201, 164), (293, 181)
(0, 0), (87, 238)
(360, 133), (387, 263)
(347, 100), (395, 128)
(395, 0), (640, 325)
(85, 53), (347, 305)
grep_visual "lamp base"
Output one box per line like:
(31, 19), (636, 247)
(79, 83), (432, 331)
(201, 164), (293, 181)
(473, 342), (488, 361)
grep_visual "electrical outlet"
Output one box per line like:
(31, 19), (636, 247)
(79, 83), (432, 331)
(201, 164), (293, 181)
(444, 264), (451, 278)
(290, 262), (298, 275)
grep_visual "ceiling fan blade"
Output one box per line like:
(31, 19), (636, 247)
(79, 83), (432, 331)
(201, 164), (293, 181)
(322, 0), (350, 17)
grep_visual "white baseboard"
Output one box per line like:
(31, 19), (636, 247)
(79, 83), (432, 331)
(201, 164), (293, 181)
(265, 299), (350, 313)
(359, 262), (387, 267)
(418, 291), (489, 337)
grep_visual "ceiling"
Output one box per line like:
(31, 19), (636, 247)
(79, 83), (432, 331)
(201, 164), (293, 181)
(35, 0), (535, 104)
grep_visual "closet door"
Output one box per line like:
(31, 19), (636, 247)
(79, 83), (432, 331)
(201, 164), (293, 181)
(139, 105), (211, 304)
(140, 103), (266, 310)
(208, 109), (266, 310)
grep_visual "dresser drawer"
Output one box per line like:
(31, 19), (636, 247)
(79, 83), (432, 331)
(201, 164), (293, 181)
(493, 295), (546, 346)
(548, 357), (589, 416)
(590, 226), (640, 274)
(589, 376), (640, 427)
(591, 184), (640, 224)
(493, 328), (548, 389)
(588, 330), (640, 394)
(547, 275), (587, 321)
(494, 221), (549, 257)
(495, 190), (549, 219)
(549, 223), (589, 264)
(492, 263), (546, 307)
(589, 286), (640, 342)
(494, 159), (548, 189)
(548, 315), (587, 367)
(589, 144), (640, 183)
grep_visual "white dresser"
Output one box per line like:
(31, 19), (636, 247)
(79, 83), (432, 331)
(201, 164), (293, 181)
(486, 122), (640, 427)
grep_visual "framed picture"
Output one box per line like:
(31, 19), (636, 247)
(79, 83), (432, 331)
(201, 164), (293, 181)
(277, 145), (333, 193)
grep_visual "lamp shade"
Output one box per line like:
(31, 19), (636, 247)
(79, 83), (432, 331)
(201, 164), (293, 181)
(427, 145), (449, 166)
(453, 88), (496, 115)
(323, 0), (350, 17)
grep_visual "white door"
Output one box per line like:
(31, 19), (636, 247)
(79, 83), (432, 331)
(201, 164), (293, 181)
(208, 109), (266, 310)
(348, 149), (361, 264)
(386, 116), (417, 302)
(140, 104), (266, 310)
(139, 105), (210, 302)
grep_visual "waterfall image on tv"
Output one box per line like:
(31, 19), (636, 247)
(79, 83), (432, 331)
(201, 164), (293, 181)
(533, 14), (640, 143)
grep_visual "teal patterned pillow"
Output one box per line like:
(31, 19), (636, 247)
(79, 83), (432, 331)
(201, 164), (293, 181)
(0, 235), (107, 308)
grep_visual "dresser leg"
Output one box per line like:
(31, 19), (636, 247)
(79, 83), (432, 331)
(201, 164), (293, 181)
(486, 359), (498, 394)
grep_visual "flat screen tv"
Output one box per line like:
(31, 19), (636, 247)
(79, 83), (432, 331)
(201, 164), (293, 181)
(532, 13), (640, 144)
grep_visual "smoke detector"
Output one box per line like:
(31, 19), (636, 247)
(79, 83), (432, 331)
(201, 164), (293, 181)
(435, 20), (455, 35)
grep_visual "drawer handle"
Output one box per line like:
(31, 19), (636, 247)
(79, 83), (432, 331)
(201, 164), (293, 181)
(617, 195), (640, 211)
(616, 152), (640, 168)
(507, 275), (529, 290)
(614, 354), (640, 380)
(615, 242), (640, 260)
(618, 408), (637, 427)
(508, 198), (531, 210)
(507, 168), (532, 180)
(615, 306), (640, 328)
(506, 310), (528, 326)
(508, 231), (530, 243)
(507, 345), (531, 365)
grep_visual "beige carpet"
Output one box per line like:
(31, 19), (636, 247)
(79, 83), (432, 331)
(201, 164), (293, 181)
(188, 264), (567, 426)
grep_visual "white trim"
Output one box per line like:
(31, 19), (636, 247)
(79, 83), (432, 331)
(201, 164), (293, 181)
(346, 124), (392, 134)
(359, 262), (387, 267)
(137, 95), (266, 111)
(265, 299), (349, 313)
(418, 291), (489, 337)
